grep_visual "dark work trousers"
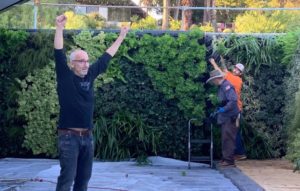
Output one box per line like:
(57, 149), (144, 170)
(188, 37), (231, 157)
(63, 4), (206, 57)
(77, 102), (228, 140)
(234, 113), (246, 155)
(56, 131), (94, 191)
(235, 127), (246, 155)
(221, 120), (238, 164)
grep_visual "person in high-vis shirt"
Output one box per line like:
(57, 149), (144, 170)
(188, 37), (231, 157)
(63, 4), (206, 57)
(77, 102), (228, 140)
(209, 57), (247, 161)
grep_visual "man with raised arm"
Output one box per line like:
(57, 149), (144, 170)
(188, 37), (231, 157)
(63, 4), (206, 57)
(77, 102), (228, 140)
(54, 14), (129, 191)
(209, 57), (247, 161)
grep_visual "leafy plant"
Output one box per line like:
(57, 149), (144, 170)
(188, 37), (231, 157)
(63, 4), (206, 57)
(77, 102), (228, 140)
(17, 62), (58, 157)
(215, 35), (280, 74)
(199, 23), (214, 32)
(169, 18), (181, 30)
(286, 90), (300, 171)
(0, 30), (55, 157)
(235, 11), (285, 33)
(131, 16), (158, 30)
(284, 48), (300, 171)
(93, 111), (159, 161)
(133, 29), (207, 121)
(277, 28), (300, 65)
(94, 57), (189, 159)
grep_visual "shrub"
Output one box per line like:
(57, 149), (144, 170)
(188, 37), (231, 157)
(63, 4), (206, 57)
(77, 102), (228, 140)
(93, 111), (160, 161)
(94, 58), (188, 159)
(131, 16), (158, 30)
(17, 62), (58, 157)
(133, 29), (207, 121)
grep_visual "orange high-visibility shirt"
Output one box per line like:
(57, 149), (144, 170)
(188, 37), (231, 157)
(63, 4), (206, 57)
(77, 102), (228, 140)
(225, 72), (243, 111)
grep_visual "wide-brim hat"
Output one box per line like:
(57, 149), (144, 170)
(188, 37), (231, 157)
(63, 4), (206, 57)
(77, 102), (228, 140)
(206, 70), (224, 83)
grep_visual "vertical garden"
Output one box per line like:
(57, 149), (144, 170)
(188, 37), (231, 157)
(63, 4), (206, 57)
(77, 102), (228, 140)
(0, 28), (300, 169)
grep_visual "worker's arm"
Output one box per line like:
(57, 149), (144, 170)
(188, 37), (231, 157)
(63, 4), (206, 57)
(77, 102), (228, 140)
(209, 58), (222, 72)
(220, 56), (228, 73)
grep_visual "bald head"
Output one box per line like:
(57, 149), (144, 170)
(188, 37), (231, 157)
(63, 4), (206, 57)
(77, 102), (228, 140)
(69, 49), (89, 78)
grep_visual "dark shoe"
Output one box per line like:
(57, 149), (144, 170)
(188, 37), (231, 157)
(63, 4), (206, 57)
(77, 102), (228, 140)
(234, 155), (247, 161)
(218, 161), (235, 167)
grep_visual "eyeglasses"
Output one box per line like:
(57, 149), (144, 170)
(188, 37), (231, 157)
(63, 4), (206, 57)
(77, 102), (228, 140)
(72, 60), (89, 64)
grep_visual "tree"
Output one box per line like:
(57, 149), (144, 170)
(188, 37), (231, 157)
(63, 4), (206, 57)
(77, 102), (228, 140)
(181, 0), (193, 30)
(203, 0), (217, 31)
(234, 0), (300, 33)
(162, 0), (170, 29)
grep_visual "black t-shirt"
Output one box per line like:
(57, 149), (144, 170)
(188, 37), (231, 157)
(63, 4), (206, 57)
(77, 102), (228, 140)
(54, 49), (112, 129)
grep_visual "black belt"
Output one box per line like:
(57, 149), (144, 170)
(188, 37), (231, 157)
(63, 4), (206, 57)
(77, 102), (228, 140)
(58, 129), (91, 136)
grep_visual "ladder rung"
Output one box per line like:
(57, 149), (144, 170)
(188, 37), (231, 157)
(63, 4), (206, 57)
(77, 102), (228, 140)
(190, 139), (211, 144)
(191, 156), (211, 162)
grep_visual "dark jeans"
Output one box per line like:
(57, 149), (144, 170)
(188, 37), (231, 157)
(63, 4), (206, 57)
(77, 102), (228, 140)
(56, 131), (94, 191)
(235, 127), (246, 155)
(221, 120), (238, 164)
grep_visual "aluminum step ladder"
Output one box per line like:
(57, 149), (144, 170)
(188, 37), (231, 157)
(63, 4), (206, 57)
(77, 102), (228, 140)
(188, 118), (213, 168)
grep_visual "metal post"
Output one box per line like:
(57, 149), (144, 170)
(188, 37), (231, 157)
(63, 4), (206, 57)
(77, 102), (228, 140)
(181, 7), (185, 30)
(33, 4), (38, 29)
(188, 119), (191, 169)
(210, 122), (213, 168)
(188, 118), (197, 169)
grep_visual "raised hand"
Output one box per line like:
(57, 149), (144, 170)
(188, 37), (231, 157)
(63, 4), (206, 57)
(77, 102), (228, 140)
(55, 15), (67, 29)
(119, 26), (129, 39)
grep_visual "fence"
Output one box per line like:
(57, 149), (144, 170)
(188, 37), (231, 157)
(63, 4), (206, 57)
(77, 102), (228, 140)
(1, 2), (300, 32)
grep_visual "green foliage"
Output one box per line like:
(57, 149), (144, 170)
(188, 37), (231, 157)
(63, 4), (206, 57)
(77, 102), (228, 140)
(169, 18), (181, 30)
(241, 64), (287, 158)
(136, 154), (152, 165)
(284, 39), (300, 171)
(94, 58), (189, 159)
(0, 3), (70, 29)
(215, 35), (280, 74)
(0, 30), (55, 157)
(199, 23), (214, 32)
(286, 90), (300, 165)
(93, 111), (159, 161)
(133, 29), (207, 121)
(0, 29), (28, 58)
(0, 29), (28, 157)
(3, 28), (298, 163)
(85, 12), (106, 29)
(219, 0), (300, 33)
(0, 5), (34, 29)
(64, 11), (105, 29)
(131, 16), (158, 30)
(277, 29), (300, 65)
(17, 62), (58, 157)
(235, 11), (285, 33)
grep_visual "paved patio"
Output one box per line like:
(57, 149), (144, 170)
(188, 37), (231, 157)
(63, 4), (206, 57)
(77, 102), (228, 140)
(0, 157), (263, 191)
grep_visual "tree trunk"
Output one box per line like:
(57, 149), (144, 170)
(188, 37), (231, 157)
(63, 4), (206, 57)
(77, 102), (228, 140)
(203, 0), (217, 32)
(203, 0), (210, 23)
(181, 0), (193, 30)
(211, 0), (217, 32)
(162, 0), (170, 30)
(174, 0), (180, 20)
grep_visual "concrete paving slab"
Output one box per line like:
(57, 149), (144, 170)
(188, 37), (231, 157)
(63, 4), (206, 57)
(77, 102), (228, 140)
(0, 157), (240, 191)
(216, 164), (265, 191)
